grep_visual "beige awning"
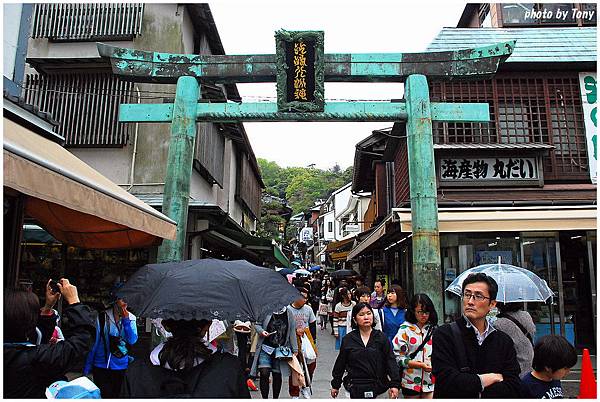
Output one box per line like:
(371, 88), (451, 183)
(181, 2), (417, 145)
(347, 215), (391, 260)
(4, 118), (177, 249)
(392, 206), (598, 233)
(325, 237), (355, 252)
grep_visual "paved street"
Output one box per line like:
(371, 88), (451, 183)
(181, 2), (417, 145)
(251, 325), (348, 399)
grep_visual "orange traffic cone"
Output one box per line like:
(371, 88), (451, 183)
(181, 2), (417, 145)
(578, 348), (597, 399)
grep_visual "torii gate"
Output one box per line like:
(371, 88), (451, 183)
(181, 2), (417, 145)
(98, 31), (514, 316)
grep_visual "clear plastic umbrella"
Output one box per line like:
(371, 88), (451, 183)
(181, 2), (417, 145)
(445, 259), (554, 303)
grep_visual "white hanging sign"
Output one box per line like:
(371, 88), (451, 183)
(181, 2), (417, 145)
(579, 72), (597, 184)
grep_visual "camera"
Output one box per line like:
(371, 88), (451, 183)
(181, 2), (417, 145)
(49, 280), (61, 294)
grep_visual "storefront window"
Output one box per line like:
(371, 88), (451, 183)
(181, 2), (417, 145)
(468, 234), (521, 266)
(442, 233), (521, 322)
(522, 235), (563, 343)
(19, 238), (150, 308)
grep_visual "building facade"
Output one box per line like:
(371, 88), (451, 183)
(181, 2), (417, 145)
(20, 4), (283, 266)
(348, 3), (597, 353)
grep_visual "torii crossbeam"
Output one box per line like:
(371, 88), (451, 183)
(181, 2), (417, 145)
(98, 37), (514, 317)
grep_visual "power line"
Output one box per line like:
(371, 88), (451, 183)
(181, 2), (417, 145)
(19, 82), (400, 103)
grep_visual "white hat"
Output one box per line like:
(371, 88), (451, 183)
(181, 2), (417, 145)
(233, 320), (251, 333)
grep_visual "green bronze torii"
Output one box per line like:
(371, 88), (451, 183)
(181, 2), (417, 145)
(98, 36), (514, 317)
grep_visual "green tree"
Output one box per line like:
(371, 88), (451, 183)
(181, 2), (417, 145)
(256, 160), (354, 242)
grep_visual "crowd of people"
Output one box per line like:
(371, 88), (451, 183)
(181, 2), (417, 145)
(4, 270), (579, 399)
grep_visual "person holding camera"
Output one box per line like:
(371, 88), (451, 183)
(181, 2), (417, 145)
(4, 278), (96, 398)
(83, 283), (138, 398)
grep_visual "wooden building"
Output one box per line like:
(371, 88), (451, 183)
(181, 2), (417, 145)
(348, 3), (597, 353)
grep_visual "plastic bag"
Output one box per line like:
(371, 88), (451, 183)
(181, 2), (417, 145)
(301, 333), (316, 361)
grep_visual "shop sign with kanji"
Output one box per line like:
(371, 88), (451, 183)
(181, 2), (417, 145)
(275, 30), (324, 112)
(437, 156), (543, 187)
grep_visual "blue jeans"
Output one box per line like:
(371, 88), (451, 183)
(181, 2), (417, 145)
(335, 326), (347, 350)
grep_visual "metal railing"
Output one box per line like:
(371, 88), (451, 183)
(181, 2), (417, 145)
(31, 3), (144, 41)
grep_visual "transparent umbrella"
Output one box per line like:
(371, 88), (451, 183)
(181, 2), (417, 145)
(445, 259), (554, 303)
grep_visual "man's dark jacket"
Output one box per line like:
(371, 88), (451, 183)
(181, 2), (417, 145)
(3, 304), (96, 398)
(120, 352), (250, 398)
(331, 329), (400, 395)
(432, 316), (522, 398)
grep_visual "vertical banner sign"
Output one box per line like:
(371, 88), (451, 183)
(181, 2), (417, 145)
(275, 30), (324, 112)
(579, 72), (597, 184)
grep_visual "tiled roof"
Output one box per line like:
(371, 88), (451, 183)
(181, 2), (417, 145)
(427, 27), (596, 63)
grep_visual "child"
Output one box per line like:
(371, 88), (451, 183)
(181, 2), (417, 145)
(521, 335), (577, 398)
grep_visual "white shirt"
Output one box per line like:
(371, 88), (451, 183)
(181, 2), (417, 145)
(464, 315), (496, 346)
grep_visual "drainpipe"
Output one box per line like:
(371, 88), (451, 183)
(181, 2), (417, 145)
(127, 85), (141, 191)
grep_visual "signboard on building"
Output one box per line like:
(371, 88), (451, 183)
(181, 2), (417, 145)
(345, 224), (360, 233)
(579, 72), (597, 184)
(275, 30), (324, 112)
(300, 226), (314, 246)
(438, 156), (543, 187)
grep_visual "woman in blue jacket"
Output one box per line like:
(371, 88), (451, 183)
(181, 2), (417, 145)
(381, 285), (408, 345)
(84, 286), (137, 398)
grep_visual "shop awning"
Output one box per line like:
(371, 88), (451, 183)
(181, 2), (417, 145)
(206, 226), (291, 267)
(392, 206), (598, 233)
(347, 215), (392, 261)
(325, 237), (355, 252)
(324, 237), (357, 263)
(330, 251), (350, 262)
(4, 118), (177, 249)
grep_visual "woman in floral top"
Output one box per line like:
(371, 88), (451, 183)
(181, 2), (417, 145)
(392, 293), (438, 399)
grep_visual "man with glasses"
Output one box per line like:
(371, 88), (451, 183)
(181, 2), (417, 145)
(431, 273), (522, 398)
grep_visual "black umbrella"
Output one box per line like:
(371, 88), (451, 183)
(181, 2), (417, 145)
(116, 259), (301, 322)
(330, 269), (356, 279)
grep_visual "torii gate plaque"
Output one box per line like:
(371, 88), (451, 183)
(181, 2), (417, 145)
(98, 32), (514, 316)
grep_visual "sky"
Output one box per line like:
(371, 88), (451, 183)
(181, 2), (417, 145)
(208, 0), (467, 170)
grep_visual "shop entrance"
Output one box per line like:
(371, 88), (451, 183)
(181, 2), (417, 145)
(559, 231), (596, 352)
